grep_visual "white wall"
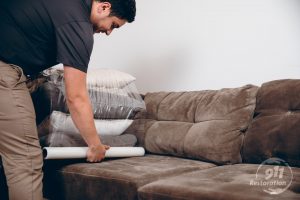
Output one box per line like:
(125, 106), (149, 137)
(89, 0), (300, 93)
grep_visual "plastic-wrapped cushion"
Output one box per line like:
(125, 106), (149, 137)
(33, 68), (145, 121)
(33, 67), (145, 147)
(31, 68), (67, 124)
(40, 132), (137, 147)
(31, 81), (68, 124)
(86, 68), (142, 118)
(89, 86), (145, 119)
(38, 111), (137, 147)
(38, 111), (133, 137)
(33, 83), (143, 120)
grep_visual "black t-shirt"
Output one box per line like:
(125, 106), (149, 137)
(0, 0), (93, 75)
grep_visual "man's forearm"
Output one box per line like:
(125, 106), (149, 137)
(66, 95), (102, 147)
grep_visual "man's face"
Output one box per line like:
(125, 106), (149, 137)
(90, 1), (127, 35)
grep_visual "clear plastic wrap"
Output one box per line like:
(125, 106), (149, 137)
(32, 67), (145, 147)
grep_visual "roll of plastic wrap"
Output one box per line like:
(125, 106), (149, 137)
(43, 147), (145, 159)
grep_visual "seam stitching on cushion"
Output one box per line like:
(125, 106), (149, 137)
(182, 124), (194, 156)
(156, 92), (171, 120)
(194, 91), (213, 123)
(241, 91), (259, 162)
(226, 103), (254, 116)
(175, 92), (189, 121)
(143, 119), (157, 148)
(240, 133), (246, 162)
(195, 118), (231, 123)
(194, 94), (204, 123)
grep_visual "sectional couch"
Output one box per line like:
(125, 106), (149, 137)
(1, 79), (300, 200)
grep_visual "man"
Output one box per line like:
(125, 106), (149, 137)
(0, 0), (136, 199)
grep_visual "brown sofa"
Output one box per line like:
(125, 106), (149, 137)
(1, 79), (300, 200)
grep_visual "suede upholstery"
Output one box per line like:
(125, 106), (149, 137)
(243, 80), (300, 167)
(44, 154), (215, 200)
(143, 85), (259, 164)
(1, 80), (300, 200)
(138, 164), (300, 200)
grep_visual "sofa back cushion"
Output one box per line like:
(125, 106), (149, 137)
(242, 79), (300, 167)
(143, 85), (258, 164)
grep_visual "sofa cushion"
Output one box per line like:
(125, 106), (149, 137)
(44, 154), (215, 200)
(144, 85), (258, 164)
(243, 79), (300, 167)
(123, 108), (155, 147)
(138, 164), (300, 200)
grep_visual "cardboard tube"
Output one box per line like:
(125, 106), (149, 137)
(43, 147), (145, 159)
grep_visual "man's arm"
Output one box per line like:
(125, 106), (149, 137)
(63, 66), (109, 162)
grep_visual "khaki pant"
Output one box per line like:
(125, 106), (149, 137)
(0, 61), (43, 200)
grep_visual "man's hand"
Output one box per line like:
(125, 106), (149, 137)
(87, 144), (110, 162)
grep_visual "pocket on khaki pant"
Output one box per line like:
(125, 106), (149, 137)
(0, 64), (26, 88)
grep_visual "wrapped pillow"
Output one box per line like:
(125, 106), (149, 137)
(32, 68), (145, 123)
(38, 111), (133, 137)
(87, 68), (136, 88)
(31, 82), (68, 124)
(89, 86), (145, 119)
(32, 82), (143, 121)
(40, 133), (137, 147)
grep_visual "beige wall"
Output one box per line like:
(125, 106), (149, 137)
(89, 0), (300, 93)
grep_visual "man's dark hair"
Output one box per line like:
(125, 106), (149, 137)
(98, 0), (136, 23)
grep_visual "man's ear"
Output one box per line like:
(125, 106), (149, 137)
(97, 2), (111, 14)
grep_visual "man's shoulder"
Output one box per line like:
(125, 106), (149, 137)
(45, 0), (92, 27)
